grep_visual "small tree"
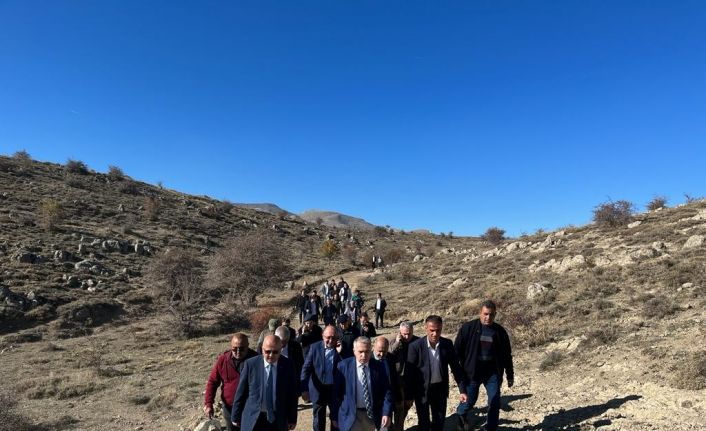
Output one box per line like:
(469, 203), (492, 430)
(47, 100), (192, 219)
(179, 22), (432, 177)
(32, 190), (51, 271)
(320, 239), (340, 263)
(107, 165), (125, 181)
(65, 159), (89, 174)
(40, 199), (64, 231)
(482, 227), (506, 245)
(12, 150), (31, 162)
(147, 249), (207, 337)
(206, 230), (292, 306)
(593, 200), (634, 227)
(342, 244), (358, 265)
(646, 196), (667, 211)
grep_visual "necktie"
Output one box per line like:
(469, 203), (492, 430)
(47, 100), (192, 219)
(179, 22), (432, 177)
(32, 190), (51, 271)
(266, 364), (275, 423)
(325, 348), (333, 384)
(360, 364), (373, 420)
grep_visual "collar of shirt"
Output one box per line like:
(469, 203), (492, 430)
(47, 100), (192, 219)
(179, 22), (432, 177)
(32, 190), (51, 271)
(426, 337), (439, 351)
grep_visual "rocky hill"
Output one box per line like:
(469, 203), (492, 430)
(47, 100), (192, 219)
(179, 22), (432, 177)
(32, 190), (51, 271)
(299, 209), (377, 230)
(1, 153), (704, 431)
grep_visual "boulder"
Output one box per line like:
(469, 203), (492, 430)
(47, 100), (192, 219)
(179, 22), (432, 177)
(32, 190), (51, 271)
(627, 220), (642, 228)
(413, 254), (425, 262)
(193, 419), (221, 431)
(683, 235), (704, 249)
(16, 252), (43, 264)
(527, 282), (553, 301)
(53, 250), (73, 262)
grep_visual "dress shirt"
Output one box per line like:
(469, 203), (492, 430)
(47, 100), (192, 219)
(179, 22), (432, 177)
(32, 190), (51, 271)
(376, 299), (382, 310)
(426, 338), (442, 384)
(281, 344), (289, 358)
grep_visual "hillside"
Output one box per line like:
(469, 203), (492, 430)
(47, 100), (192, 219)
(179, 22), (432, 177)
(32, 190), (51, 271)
(299, 209), (377, 230)
(1, 154), (705, 431)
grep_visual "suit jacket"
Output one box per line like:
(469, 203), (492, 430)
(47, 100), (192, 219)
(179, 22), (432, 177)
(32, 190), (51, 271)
(332, 357), (393, 431)
(284, 340), (305, 379)
(374, 298), (387, 313)
(406, 336), (466, 403)
(373, 353), (402, 403)
(231, 355), (299, 431)
(300, 341), (342, 404)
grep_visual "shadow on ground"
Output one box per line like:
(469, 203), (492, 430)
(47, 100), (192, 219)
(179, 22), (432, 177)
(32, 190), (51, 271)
(529, 395), (642, 430)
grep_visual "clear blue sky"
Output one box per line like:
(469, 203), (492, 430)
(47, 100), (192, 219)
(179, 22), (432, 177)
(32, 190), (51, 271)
(2, 1), (705, 236)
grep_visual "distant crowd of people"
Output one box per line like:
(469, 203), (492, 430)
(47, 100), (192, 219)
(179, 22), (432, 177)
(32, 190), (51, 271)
(204, 286), (513, 431)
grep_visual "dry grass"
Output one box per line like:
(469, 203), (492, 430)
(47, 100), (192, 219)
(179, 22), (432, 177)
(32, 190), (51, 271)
(672, 352), (706, 390)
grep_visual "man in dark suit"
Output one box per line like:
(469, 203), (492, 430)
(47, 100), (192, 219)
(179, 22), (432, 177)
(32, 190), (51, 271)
(407, 315), (467, 431)
(332, 336), (393, 431)
(275, 326), (304, 379)
(389, 321), (419, 431)
(373, 336), (401, 431)
(301, 325), (342, 431)
(355, 312), (377, 338)
(374, 293), (387, 329)
(231, 335), (299, 431)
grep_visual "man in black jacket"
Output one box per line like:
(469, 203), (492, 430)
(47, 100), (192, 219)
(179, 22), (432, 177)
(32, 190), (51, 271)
(454, 300), (514, 431)
(407, 315), (467, 431)
(389, 321), (419, 431)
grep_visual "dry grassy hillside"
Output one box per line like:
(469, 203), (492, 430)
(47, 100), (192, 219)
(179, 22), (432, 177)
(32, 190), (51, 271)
(1, 154), (705, 430)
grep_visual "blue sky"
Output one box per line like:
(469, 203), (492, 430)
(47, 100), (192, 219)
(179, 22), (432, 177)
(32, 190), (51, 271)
(1, 1), (705, 236)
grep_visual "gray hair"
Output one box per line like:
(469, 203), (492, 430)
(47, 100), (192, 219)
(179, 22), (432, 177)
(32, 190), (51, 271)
(274, 326), (290, 342)
(353, 336), (371, 349)
(400, 321), (414, 331)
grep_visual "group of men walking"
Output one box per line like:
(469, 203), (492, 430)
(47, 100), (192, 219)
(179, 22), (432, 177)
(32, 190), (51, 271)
(205, 299), (513, 431)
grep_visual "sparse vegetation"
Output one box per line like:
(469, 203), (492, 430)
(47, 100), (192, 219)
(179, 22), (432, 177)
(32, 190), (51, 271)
(592, 199), (634, 227)
(672, 352), (706, 390)
(382, 246), (404, 264)
(646, 196), (667, 211)
(65, 159), (89, 174)
(147, 248), (207, 337)
(143, 195), (161, 221)
(206, 230), (292, 306)
(482, 227), (506, 245)
(12, 149), (31, 161)
(39, 199), (64, 231)
(342, 244), (358, 265)
(119, 180), (141, 195)
(320, 239), (340, 262)
(539, 350), (564, 370)
(107, 165), (125, 181)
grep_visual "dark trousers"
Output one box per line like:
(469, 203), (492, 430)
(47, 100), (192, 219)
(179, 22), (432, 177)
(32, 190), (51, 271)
(254, 412), (278, 431)
(456, 369), (501, 431)
(375, 310), (385, 328)
(222, 404), (236, 431)
(416, 383), (447, 431)
(299, 309), (305, 325)
(313, 384), (338, 431)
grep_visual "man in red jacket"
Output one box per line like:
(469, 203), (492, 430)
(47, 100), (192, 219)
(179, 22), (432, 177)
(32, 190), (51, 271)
(204, 333), (258, 430)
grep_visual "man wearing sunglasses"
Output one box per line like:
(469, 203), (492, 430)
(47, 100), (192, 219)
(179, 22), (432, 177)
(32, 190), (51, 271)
(232, 335), (299, 431)
(204, 333), (258, 431)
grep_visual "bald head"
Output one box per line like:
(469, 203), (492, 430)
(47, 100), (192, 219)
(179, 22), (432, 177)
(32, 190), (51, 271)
(275, 326), (290, 344)
(322, 325), (338, 348)
(262, 335), (282, 364)
(373, 337), (389, 360)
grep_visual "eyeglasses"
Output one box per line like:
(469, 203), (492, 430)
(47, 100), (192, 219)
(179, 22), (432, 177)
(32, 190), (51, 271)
(263, 350), (281, 355)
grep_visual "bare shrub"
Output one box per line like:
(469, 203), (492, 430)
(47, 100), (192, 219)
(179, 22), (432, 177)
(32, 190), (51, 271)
(107, 165), (125, 181)
(382, 247), (404, 264)
(206, 231), (292, 306)
(342, 244), (358, 265)
(646, 196), (667, 211)
(248, 306), (279, 332)
(320, 239), (339, 262)
(373, 226), (387, 237)
(146, 388), (179, 412)
(672, 352), (706, 390)
(642, 295), (678, 319)
(119, 181), (141, 195)
(147, 248), (207, 337)
(586, 326), (619, 346)
(218, 200), (234, 214)
(482, 227), (506, 245)
(65, 159), (89, 174)
(592, 200), (634, 227)
(12, 150), (31, 161)
(0, 385), (33, 431)
(39, 199), (64, 231)
(143, 195), (161, 221)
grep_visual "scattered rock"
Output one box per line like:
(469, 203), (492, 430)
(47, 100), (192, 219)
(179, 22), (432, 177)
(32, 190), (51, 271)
(627, 220), (642, 228)
(527, 282), (553, 300)
(413, 254), (426, 262)
(681, 282), (694, 288)
(15, 251), (44, 264)
(683, 235), (704, 249)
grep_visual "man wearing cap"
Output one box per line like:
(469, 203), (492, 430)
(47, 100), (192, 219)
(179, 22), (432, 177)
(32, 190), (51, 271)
(298, 314), (324, 358)
(331, 336), (393, 431)
(337, 314), (360, 360)
(301, 325), (342, 431)
(204, 333), (258, 431)
(231, 335), (299, 431)
(257, 319), (280, 353)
